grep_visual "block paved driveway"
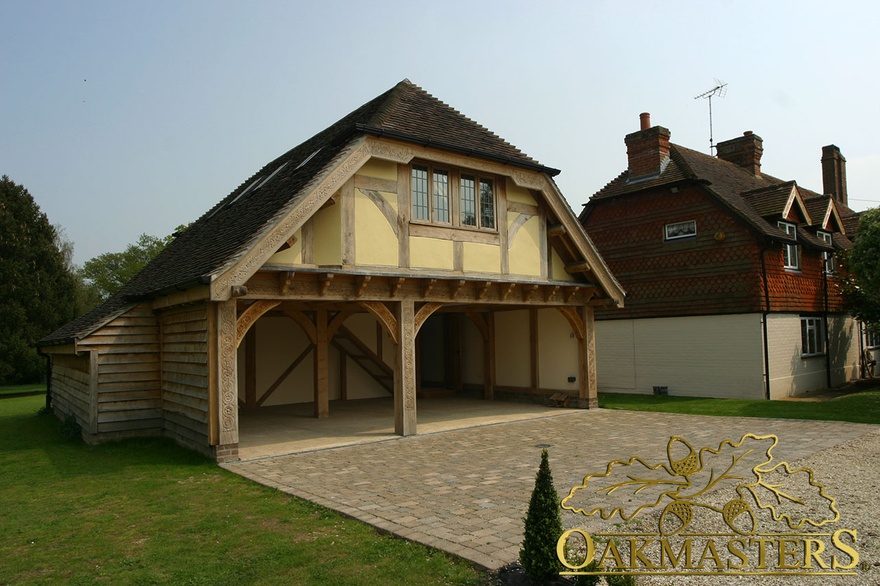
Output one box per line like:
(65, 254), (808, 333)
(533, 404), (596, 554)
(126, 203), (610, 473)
(224, 409), (877, 570)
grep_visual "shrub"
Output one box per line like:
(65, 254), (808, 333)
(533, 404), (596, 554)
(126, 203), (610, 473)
(59, 414), (82, 441)
(520, 448), (563, 582)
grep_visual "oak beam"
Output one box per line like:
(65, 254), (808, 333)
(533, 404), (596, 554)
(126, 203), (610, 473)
(565, 261), (592, 274)
(547, 224), (566, 238)
(320, 273), (335, 296)
(279, 271), (295, 295)
(356, 275), (371, 298)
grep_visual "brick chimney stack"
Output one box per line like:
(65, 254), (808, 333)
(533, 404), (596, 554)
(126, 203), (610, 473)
(716, 131), (763, 176)
(625, 113), (671, 180)
(821, 145), (848, 207)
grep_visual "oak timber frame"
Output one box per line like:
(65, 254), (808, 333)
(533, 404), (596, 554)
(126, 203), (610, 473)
(214, 268), (604, 450)
(198, 137), (620, 459)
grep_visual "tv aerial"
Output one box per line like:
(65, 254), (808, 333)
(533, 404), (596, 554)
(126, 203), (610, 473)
(694, 80), (727, 155)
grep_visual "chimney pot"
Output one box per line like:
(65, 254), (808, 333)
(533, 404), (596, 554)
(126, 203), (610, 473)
(743, 131), (753, 136)
(639, 112), (651, 130)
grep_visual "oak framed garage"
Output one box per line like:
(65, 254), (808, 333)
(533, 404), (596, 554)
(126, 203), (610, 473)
(39, 80), (624, 462)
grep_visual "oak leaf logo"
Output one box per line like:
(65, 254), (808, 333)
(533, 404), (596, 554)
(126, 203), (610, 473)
(560, 434), (839, 535)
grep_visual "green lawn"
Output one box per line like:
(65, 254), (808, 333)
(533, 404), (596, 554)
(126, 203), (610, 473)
(599, 385), (880, 424)
(0, 383), (45, 396)
(0, 395), (486, 585)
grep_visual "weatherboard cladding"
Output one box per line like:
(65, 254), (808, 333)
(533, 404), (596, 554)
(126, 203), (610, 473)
(40, 80), (559, 344)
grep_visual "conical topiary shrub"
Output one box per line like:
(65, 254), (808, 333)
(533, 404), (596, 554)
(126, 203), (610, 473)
(520, 448), (563, 582)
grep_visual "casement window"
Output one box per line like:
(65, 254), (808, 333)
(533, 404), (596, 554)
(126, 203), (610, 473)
(817, 231), (835, 273)
(665, 220), (696, 240)
(801, 316), (825, 357)
(778, 221), (799, 270)
(411, 164), (496, 230)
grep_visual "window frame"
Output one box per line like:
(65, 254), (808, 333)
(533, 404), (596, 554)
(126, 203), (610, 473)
(410, 162), (497, 232)
(778, 221), (800, 270)
(800, 316), (825, 357)
(817, 230), (835, 274)
(664, 220), (697, 241)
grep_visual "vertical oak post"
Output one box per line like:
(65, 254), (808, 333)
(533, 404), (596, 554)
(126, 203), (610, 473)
(579, 305), (598, 407)
(484, 312), (496, 400)
(394, 299), (417, 435)
(314, 309), (330, 418)
(217, 299), (239, 445)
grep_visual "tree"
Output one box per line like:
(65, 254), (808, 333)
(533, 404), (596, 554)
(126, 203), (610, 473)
(78, 228), (184, 306)
(0, 175), (77, 384)
(520, 448), (564, 582)
(840, 208), (880, 328)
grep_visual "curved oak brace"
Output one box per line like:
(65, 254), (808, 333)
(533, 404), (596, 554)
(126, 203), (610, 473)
(414, 303), (443, 337)
(464, 311), (489, 341)
(360, 301), (399, 345)
(555, 306), (585, 341)
(328, 310), (354, 338)
(236, 300), (280, 348)
(282, 309), (317, 344)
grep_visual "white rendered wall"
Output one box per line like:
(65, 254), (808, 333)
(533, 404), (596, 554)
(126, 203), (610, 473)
(595, 314), (765, 399)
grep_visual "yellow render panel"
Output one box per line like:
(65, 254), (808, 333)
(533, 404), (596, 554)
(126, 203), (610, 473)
(463, 241), (500, 274)
(264, 228), (303, 265)
(550, 247), (576, 281)
(507, 183), (537, 205)
(508, 214), (542, 276)
(313, 200), (342, 265)
(357, 159), (398, 181)
(355, 190), (398, 267)
(537, 309), (579, 390)
(495, 310), (530, 386)
(410, 236), (454, 270)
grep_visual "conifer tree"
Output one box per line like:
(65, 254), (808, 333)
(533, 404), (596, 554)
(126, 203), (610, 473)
(520, 448), (563, 582)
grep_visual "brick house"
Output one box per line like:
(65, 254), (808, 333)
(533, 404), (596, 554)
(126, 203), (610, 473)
(580, 114), (862, 399)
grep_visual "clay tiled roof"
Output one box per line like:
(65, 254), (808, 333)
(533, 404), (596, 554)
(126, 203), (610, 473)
(41, 80), (560, 344)
(584, 143), (842, 244)
(742, 182), (797, 217)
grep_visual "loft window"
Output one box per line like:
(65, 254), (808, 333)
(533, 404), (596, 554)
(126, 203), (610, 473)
(665, 220), (696, 240)
(411, 163), (496, 230)
(778, 221), (799, 270)
(801, 316), (824, 357)
(817, 230), (835, 273)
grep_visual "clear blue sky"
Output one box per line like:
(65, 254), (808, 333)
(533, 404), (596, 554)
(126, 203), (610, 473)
(3, 0), (878, 265)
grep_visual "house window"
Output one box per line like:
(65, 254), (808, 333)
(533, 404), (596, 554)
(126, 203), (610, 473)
(665, 220), (696, 240)
(411, 163), (496, 230)
(778, 221), (799, 270)
(801, 316), (825, 356)
(867, 326), (880, 349)
(817, 231), (835, 273)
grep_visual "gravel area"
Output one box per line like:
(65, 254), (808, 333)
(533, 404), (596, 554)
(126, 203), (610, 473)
(564, 429), (880, 585)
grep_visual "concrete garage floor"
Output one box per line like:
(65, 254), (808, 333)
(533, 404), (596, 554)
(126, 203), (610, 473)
(237, 396), (569, 460)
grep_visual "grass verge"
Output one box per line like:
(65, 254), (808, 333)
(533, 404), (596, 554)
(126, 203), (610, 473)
(0, 395), (486, 585)
(599, 384), (880, 424)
